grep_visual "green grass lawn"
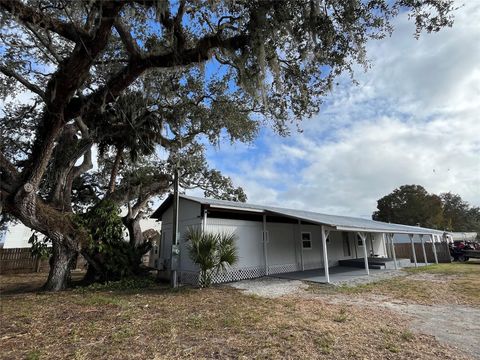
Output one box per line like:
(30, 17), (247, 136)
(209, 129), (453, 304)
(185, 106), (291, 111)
(311, 261), (480, 306)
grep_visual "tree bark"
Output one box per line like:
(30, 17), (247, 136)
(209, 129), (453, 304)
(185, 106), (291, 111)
(123, 215), (143, 246)
(43, 238), (78, 291)
(107, 148), (123, 194)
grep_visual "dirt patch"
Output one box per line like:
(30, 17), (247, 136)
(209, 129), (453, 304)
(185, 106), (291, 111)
(229, 277), (308, 298)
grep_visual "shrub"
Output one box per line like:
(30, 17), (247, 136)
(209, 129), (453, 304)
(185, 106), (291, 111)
(78, 200), (152, 283)
(185, 227), (238, 287)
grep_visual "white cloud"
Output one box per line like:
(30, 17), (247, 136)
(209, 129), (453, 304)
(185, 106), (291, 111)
(197, 1), (480, 219)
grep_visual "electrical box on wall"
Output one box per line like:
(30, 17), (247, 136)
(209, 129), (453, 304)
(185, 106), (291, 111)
(171, 244), (180, 270)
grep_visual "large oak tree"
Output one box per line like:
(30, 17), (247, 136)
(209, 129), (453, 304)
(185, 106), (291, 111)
(0, 0), (454, 290)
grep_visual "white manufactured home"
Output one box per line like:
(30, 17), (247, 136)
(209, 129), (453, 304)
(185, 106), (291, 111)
(151, 195), (445, 285)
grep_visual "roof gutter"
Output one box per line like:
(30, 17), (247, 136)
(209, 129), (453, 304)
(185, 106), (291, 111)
(335, 225), (443, 235)
(208, 204), (265, 213)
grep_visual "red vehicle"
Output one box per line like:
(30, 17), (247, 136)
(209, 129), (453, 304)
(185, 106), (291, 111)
(449, 240), (480, 262)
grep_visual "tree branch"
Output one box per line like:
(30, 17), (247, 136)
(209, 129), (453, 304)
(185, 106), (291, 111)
(0, 150), (19, 177)
(107, 147), (123, 195)
(0, 66), (46, 99)
(114, 19), (142, 57)
(130, 181), (170, 218)
(66, 33), (250, 121)
(0, 0), (89, 43)
(24, 22), (63, 64)
(22, 2), (123, 190)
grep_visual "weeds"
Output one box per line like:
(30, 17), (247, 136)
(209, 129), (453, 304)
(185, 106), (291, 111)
(401, 330), (414, 341)
(314, 333), (334, 354)
(333, 307), (349, 323)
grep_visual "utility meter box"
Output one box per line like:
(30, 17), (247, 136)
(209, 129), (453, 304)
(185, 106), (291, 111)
(171, 244), (180, 270)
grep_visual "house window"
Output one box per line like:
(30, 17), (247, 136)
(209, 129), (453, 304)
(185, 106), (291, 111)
(301, 232), (312, 249)
(342, 232), (351, 256)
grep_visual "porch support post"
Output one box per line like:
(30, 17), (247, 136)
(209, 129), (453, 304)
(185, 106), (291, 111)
(321, 225), (330, 283)
(202, 209), (207, 232)
(358, 232), (369, 275)
(390, 234), (398, 270)
(420, 234), (428, 265)
(263, 214), (269, 276)
(382, 233), (389, 258)
(409, 234), (418, 267)
(298, 219), (304, 271)
(431, 234), (439, 264)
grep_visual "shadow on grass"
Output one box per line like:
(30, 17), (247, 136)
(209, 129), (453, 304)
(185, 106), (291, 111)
(0, 270), (196, 299)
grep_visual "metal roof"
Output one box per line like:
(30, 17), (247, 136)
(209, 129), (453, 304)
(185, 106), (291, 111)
(152, 194), (445, 235)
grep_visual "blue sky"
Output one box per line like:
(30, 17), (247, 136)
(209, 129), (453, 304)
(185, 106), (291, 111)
(1, 1), (478, 220)
(188, 1), (480, 218)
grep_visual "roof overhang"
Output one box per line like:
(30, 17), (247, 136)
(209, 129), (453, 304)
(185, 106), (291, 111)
(208, 204), (265, 213)
(151, 194), (446, 236)
(334, 225), (441, 235)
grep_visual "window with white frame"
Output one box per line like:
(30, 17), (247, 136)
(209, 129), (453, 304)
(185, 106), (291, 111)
(302, 232), (312, 249)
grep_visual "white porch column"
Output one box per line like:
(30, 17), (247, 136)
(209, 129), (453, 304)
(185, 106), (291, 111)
(202, 209), (207, 232)
(409, 234), (418, 267)
(382, 233), (389, 258)
(358, 232), (369, 275)
(390, 234), (398, 270)
(298, 219), (304, 271)
(263, 214), (269, 276)
(420, 234), (428, 265)
(431, 234), (439, 264)
(321, 225), (330, 283)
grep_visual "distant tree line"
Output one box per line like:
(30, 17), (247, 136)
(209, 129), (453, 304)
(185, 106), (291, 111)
(373, 185), (480, 236)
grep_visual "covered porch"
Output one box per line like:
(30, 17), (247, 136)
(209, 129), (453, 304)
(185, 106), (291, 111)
(272, 266), (390, 284)
(259, 209), (443, 284)
(273, 259), (433, 284)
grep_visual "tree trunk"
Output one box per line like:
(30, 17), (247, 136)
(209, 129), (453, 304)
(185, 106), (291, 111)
(43, 239), (78, 291)
(107, 147), (123, 194)
(124, 215), (143, 246)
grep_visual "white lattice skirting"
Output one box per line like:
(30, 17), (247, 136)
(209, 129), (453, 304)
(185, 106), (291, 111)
(180, 266), (267, 285)
(180, 271), (200, 286)
(180, 263), (302, 285)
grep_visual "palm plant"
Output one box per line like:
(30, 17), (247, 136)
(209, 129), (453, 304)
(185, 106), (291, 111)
(185, 227), (238, 288)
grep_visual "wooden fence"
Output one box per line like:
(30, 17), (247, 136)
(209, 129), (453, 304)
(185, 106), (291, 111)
(394, 242), (451, 263)
(0, 248), (50, 274)
(0, 248), (88, 275)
